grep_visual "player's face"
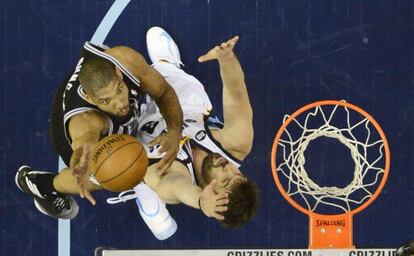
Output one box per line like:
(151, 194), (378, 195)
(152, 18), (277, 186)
(92, 77), (130, 116)
(202, 153), (246, 192)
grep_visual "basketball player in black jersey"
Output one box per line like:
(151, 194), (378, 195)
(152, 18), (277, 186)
(15, 44), (183, 219)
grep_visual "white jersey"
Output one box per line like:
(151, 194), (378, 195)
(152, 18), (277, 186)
(135, 62), (242, 184)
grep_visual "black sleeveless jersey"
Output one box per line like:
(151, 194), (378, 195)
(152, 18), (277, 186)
(50, 42), (150, 166)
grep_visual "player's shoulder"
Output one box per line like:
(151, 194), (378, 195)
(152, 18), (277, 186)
(210, 128), (252, 161)
(105, 46), (149, 77)
(105, 46), (146, 65)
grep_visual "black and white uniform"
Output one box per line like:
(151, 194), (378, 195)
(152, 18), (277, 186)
(137, 62), (242, 185)
(50, 42), (154, 166)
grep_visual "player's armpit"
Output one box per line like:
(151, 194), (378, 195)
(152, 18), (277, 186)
(213, 115), (254, 161)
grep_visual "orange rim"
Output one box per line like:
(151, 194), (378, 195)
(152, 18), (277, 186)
(271, 100), (391, 216)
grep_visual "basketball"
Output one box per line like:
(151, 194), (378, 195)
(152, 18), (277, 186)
(89, 134), (148, 192)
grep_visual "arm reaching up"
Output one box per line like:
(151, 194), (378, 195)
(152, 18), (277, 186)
(198, 36), (254, 160)
(106, 46), (183, 175)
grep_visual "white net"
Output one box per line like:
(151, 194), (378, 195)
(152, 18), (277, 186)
(276, 101), (387, 214)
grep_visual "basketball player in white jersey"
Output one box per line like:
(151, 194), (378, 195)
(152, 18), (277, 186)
(109, 27), (259, 234)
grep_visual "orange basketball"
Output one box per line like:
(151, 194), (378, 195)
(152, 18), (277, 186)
(89, 134), (148, 192)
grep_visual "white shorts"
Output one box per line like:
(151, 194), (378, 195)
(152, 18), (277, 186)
(154, 61), (213, 116)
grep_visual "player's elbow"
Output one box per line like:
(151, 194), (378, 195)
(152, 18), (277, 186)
(240, 128), (254, 156)
(243, 111), (254, 150)
(227, 126), (254, 159)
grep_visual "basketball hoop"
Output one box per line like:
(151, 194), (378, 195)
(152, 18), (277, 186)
(271, 100), (390, 249)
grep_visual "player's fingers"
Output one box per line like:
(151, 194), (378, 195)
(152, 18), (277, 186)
(149, 137), (162, 148)
(216, 198), (229, 206)
(158, 156), (174, 176)
(157, 142), (168, 154)
(215, 205), (228, 212)
(157, 155), (167, 168)
(206, 179), (217, 192)
(156, 158), (169, 175)
(228, 35), (239, 45)
(149, 141), (160, 148)
(162, 144), (178, 158)
(216, 191), (229, 199)
(209, 179), (217, 187)
(223, 40), (233, 49)
(164, 156), (175, 169)
(84, 190), (96, 205)
(214, 194), (228, 204)
(198, 54), (213, 62)
(198, 47), (220, 62)
(78, 184), (85, 199)
(158, 144), (177, 167)
(226, 37), (239, 51)
(212, 212), (225, 220)
(157, 165), (168, 176)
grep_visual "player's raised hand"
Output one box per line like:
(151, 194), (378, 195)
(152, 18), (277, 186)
(149, 129), (181, 176)
(199, 179), (229, 220)
(72, 144), (96, 205)
(198, 36), (239, 63)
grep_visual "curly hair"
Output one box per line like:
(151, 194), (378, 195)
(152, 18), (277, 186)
(220, 179), (260, 228)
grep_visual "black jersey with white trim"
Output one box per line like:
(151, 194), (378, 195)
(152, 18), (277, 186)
(50, 42), (149, 166)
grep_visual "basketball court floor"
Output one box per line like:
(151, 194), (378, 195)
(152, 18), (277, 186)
(1, 1), (413, 255)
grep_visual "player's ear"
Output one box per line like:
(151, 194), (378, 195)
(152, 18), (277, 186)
(82, 91), (97, 106)
(212, 156), (227, 167)
(115, 67), (123, 79)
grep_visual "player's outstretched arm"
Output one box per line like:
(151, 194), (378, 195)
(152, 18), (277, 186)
(106, 46), (183, 175)
(198, 37), (253, 160)
(68, 111), (109, 205)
